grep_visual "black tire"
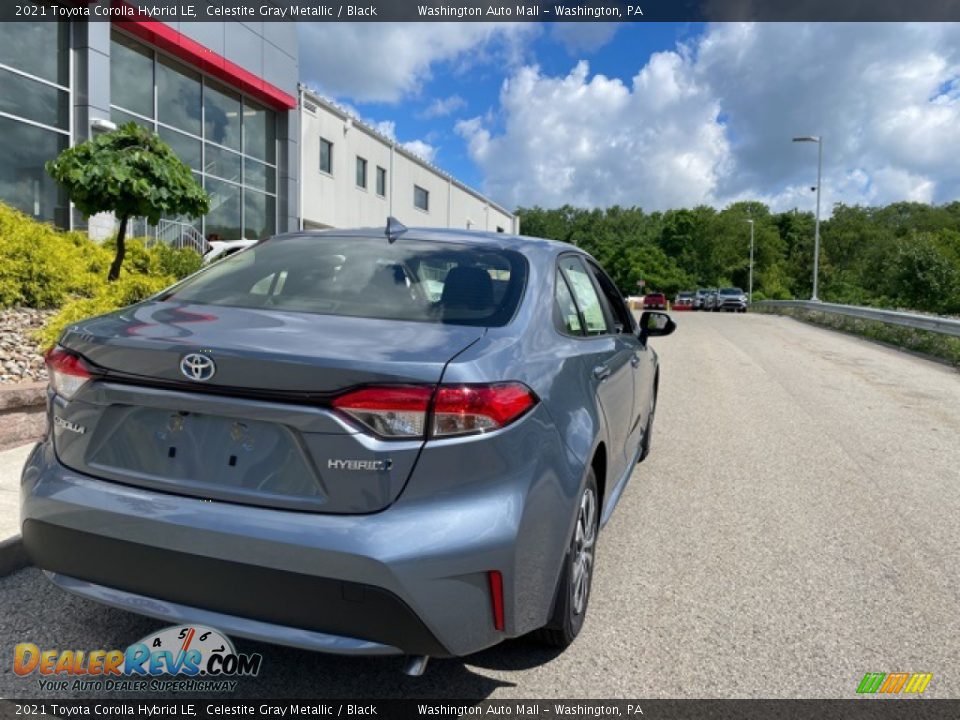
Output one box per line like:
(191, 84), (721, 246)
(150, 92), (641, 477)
(536, 469), (599, 648)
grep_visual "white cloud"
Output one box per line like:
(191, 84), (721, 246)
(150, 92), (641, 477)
(298, 23), (535, 103)
(460, 23), (960, 213)
(457, 58), (729, 210)
(419, 95), (467, 118)
(402, 140), (438, 163)
(551, 23), (619, 55)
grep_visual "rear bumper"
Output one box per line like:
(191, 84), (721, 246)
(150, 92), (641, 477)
(25, 520), (443, 656)
(20, 435), (566, 658)
(44, 572), (402, 656)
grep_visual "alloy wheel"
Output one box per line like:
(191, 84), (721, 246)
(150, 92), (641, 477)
(571, 486), (598, 615)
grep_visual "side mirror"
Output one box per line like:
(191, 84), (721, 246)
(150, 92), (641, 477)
(639, 311), (676, 341)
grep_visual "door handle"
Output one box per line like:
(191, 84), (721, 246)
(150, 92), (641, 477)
(630, 354), (641, 368)
(593, 365), (611, 381)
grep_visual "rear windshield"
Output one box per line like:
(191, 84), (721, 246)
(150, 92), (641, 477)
(163, 235), (527, 327)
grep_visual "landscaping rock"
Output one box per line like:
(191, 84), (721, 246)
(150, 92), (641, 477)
(0, 308), (55, 385)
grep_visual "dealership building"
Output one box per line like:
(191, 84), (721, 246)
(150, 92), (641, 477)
(300, 89), (518, 234)
(0, 17), (515, 247)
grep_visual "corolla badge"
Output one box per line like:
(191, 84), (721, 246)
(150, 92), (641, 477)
(180, 353), (216, 382)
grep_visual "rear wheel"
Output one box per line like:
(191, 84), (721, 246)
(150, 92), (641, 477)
(536, 470), (599, 648)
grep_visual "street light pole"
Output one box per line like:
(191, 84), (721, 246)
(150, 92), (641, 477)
(745, 219), (754, 303)
(793, 135), (823, 301)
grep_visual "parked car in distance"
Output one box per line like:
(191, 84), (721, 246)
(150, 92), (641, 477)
(717, 287), (748, 312)
(203, 238), (258, 264)
(703, 289), (719, 311)
(644, 292), (667, 310)
(673, 291), (694, 311)
(23, 219), (676, 676)
(693, 289), (710, 310)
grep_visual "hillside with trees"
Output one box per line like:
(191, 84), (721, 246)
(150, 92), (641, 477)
(518, 201), (960, 316)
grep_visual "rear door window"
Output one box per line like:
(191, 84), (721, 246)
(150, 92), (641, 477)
(587, 260), (634, 334)
(554, 270), (584, 336)
(164, 235), (527, 327)
(559, 256), (610, 336)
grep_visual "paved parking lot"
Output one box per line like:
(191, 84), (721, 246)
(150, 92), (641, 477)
(2, 312), (958, 699)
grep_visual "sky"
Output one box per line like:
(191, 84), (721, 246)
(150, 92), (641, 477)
(298, 22), (960, 215)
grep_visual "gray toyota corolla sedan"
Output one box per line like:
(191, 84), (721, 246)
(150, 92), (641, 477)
(21, 221), (674, 674)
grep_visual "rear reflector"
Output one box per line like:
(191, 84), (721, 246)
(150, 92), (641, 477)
(44, 347), (92, 400)
(488, 570), (505, 631)
(331, 382), (537, 439)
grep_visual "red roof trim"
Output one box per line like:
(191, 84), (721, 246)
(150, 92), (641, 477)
(113, 18), (297, 110)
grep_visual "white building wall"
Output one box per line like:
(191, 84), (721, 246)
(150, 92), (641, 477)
(300, 90), (517, 233)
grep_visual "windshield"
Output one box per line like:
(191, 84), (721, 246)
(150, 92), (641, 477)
(163, 235), (528, 327)
(720, 288), (743, 295)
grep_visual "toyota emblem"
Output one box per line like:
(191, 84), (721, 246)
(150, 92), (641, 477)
(180, 353), (216, 382)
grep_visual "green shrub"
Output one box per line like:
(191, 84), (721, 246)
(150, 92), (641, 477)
(146, 241), (203, 279)
(37, 273), (174, 349)
(0, 203), (112, 308)
(0, 200), (204, 347)
(101, 237), (202, 282)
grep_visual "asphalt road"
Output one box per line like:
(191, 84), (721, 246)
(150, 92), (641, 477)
(2, 312), (958, 700)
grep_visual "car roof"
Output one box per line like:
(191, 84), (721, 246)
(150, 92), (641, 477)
(269, 227), (579, 258)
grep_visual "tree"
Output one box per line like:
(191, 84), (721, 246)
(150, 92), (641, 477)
(46, 122), (209, 281)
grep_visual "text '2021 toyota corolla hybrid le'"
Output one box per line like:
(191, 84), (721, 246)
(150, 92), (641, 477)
(21, 221), (674, 673)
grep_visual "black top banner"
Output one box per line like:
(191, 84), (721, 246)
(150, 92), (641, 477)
(2, 0), (960, 22)
(4, 700), (960, 720)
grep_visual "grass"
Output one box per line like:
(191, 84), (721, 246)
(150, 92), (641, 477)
(754, 305), (960, 368)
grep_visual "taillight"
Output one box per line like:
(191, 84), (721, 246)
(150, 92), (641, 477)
(332, 386), (432, 438)
(44, 346), (93, 400)
(331, 382), (537, 439)
(432, 384), (536, 436)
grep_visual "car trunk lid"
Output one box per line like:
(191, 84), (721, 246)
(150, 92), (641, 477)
(53, 301), (483, 513)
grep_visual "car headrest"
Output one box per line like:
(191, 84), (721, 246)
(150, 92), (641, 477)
(440, 266), (494, 311)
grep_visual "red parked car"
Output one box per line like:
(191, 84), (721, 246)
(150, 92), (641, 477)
(643, 292), (667, 310)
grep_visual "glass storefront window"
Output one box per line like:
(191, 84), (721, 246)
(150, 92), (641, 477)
(157, 55), (202, 136)
(0, 116), (68, 225)
(243, 99), (276, 164)
(204, 177), (242, 240)
(243, 190), (276, 240)
(108, 31), (278, 241)
(0, 68), (68, 129)
(111, 34), (154, 118)
(159, 126), (202, 170)
(0, 21), (68, 86)
(244, 158), (276, 194)
(205, 143), (242, 183)
(204, 80), (242, 151)
(111, 107), (154, 131)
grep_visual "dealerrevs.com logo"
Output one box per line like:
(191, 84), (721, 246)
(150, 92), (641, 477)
(14, 625), (262, 693)
(856, 672), (933, 695)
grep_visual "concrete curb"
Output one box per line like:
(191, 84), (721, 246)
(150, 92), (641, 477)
(0, 381), (46, 411)
(0, 535), (28, 577)
(0, 382), (47, 451)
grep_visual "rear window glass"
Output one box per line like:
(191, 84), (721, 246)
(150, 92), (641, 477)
(163, 235), (527, 327)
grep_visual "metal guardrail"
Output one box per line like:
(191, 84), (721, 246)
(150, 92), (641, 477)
(754, 300), (960, 338)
